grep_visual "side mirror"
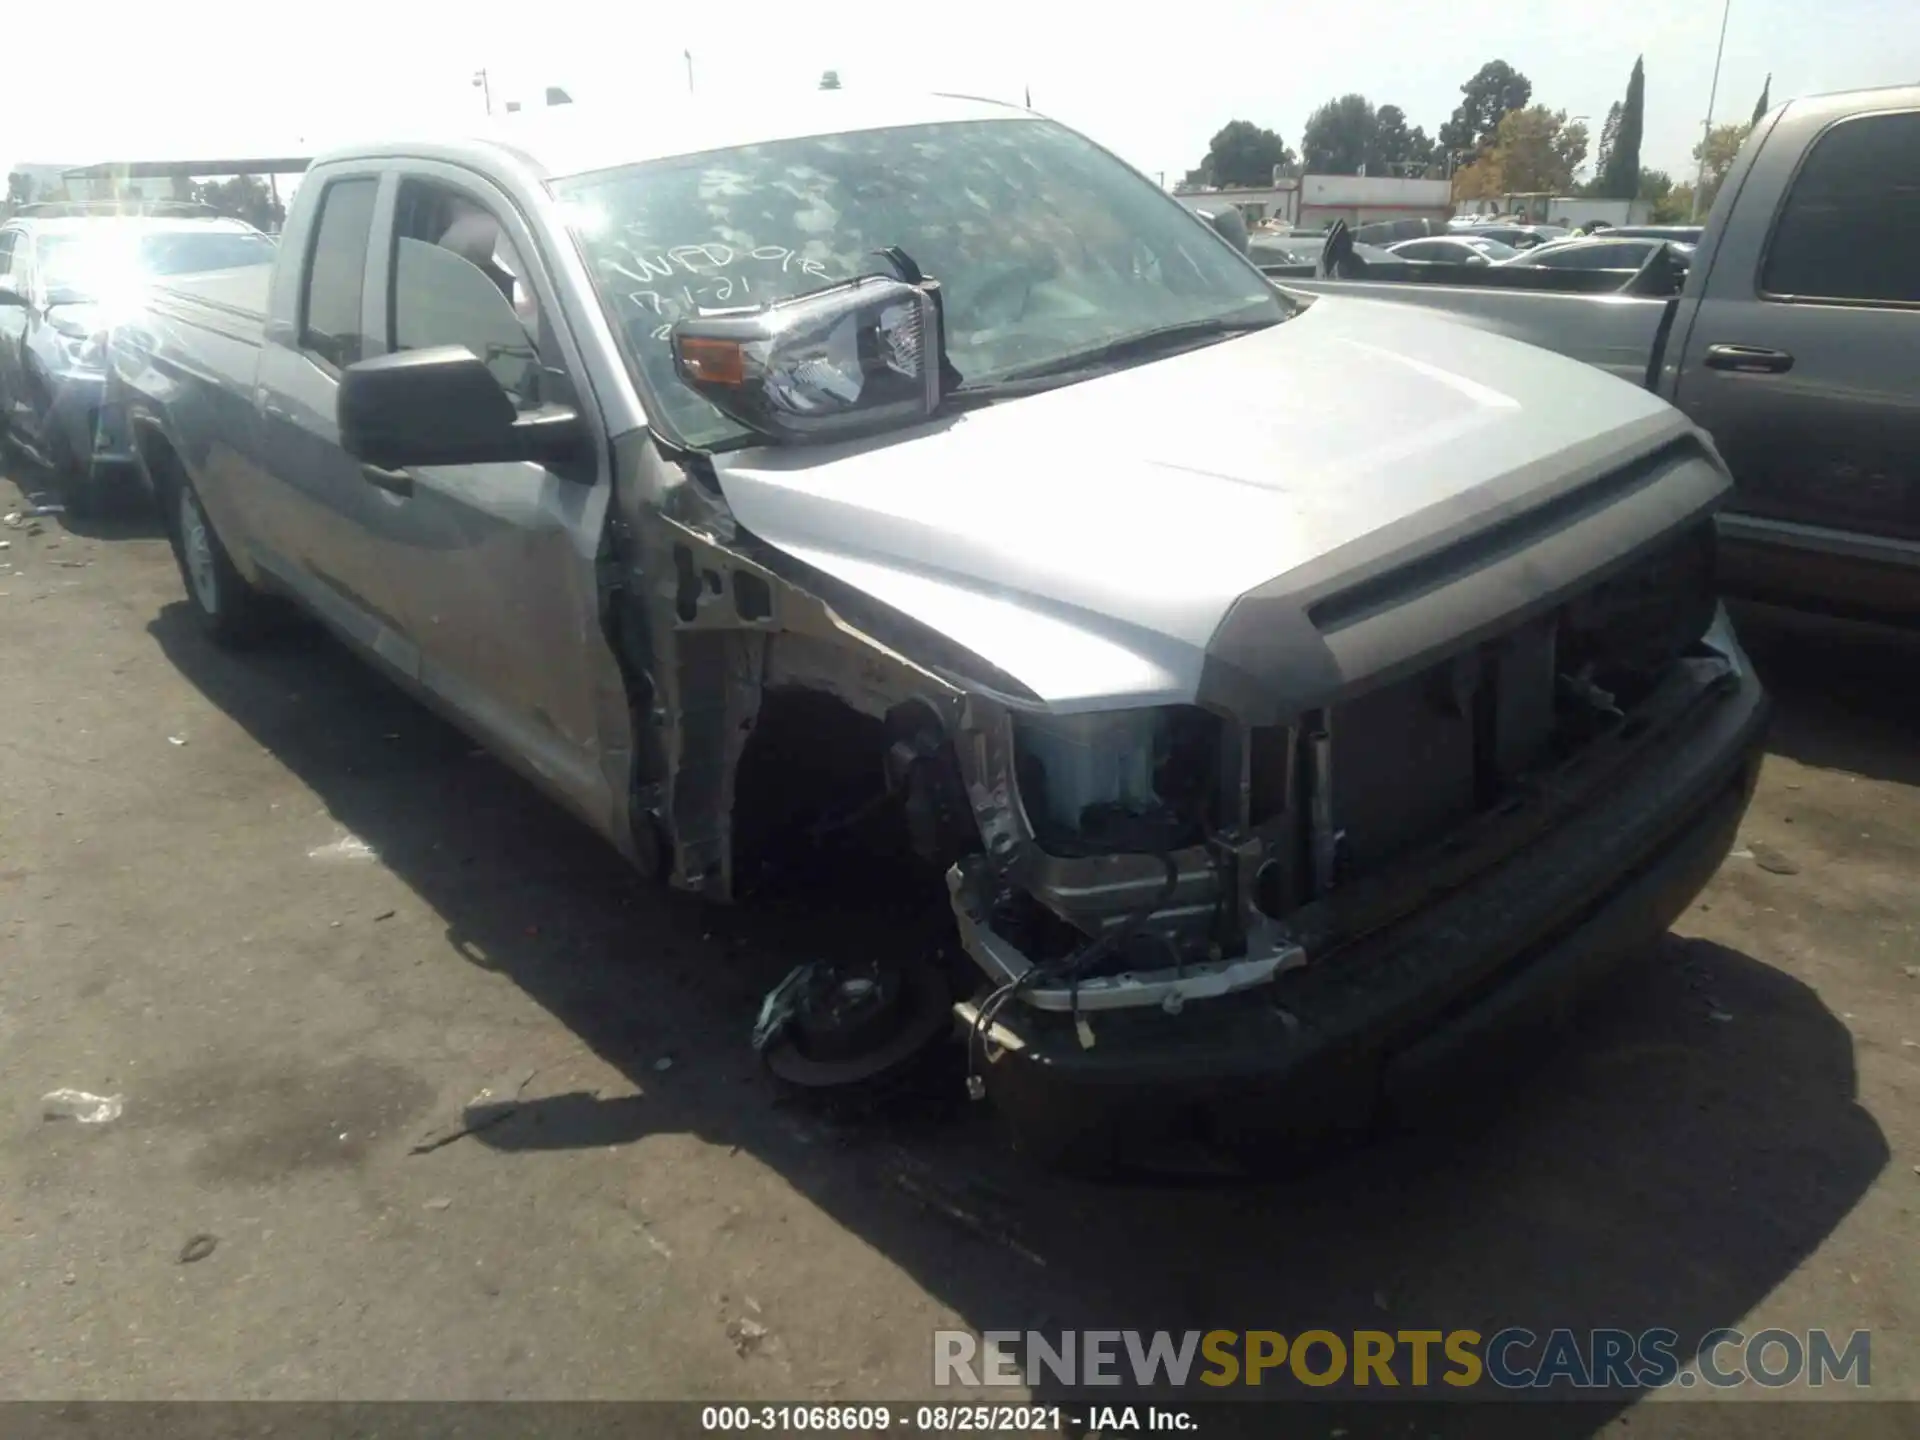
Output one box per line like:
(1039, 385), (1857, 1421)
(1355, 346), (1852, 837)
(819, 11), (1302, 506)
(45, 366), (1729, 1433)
(0, 277), (29, 307)
(337, 346), (587, 470)
(1201, 206), (1250, 256)
(1623, 242), (1689, 298)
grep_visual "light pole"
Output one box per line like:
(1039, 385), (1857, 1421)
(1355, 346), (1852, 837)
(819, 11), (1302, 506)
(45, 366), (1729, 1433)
(1692, 0), (1733, 219)
(472, 68), (493, 116)
(684, 50), (694, 94)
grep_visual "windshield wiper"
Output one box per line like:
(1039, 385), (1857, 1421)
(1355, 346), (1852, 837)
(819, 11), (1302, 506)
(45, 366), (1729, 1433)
(978, 314), (1281, 389)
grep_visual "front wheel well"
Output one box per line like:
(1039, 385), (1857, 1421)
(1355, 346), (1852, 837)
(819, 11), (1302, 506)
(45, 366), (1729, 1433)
(132, 422), (188, 518)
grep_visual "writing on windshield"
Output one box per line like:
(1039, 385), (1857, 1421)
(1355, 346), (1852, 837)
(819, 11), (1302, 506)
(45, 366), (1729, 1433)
(559, 116), (1283, 448)
(606, 243), (834, 340)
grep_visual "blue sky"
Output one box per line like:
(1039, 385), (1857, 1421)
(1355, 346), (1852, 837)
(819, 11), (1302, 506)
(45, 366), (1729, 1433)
(4, 0), (1916, 188)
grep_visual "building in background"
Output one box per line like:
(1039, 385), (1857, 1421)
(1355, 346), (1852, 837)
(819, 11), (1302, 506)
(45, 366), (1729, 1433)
(1176, 173), (1451, 231)
(1453, 192), (1652, 227)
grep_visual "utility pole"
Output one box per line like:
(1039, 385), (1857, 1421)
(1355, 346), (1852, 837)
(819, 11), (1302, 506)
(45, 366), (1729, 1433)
(472, 68), (493, 116)
(1691, 0), (1732, 219)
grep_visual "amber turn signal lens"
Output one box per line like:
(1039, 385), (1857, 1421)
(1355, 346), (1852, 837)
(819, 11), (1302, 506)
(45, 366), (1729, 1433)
(676, 336), (747, 386)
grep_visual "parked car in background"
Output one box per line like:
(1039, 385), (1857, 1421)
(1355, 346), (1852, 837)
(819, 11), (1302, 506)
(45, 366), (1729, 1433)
(1388, 235), (1521, 265)
(1607, 225), (1706, 245)
(1281, 84), (1920, 626)
(109, 93), (1765, 1166)
(1500, 236), (1695, 271)
(1455, 223), (1568, 250)
(0, 204), (275, 513)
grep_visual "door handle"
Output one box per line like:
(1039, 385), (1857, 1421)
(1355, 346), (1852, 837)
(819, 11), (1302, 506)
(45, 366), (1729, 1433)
(1704, 343), (1794, 374)
(359, 463), (414, 496)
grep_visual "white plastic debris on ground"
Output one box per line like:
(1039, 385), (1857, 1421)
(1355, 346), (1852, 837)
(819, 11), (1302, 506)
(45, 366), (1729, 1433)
(309, 835), (378, 862)
(42, 1089), (124, 1124)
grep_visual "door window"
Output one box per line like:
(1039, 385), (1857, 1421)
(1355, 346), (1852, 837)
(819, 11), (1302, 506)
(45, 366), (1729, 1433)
(300, 177), (379, 369)
(388, 179), (548, 409)
(1763, 110), (1920, 304)
(0, 231), (17, 277)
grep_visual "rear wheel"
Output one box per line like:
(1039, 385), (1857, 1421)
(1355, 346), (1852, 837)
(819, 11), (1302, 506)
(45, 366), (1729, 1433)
(170, 475), (272, 647)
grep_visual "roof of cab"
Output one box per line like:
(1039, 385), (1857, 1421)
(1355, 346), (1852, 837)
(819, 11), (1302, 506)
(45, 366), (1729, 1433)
(309, 90), (1034, 183)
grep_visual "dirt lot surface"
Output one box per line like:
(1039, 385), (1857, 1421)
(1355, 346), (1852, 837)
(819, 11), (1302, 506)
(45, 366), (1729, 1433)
(1, 464), (1915, 1435)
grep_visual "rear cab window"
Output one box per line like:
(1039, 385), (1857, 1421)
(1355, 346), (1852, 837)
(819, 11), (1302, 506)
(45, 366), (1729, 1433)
(300, 177), (380, 369)
(1762, 109), (1920, 304)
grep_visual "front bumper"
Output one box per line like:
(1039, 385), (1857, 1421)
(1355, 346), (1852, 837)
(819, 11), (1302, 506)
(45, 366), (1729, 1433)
(956, 616), (1769, 1161)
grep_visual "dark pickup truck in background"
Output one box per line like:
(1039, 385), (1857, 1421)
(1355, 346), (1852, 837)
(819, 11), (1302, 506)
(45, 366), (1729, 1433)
(1276, 84), (1920, 627)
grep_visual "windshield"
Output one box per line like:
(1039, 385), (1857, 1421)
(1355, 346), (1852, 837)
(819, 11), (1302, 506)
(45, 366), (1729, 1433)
(38, 228), (274, 294)
(558, 117), (1289, 448)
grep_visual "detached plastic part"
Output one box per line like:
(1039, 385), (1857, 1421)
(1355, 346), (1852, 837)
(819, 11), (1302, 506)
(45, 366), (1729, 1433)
(42, 1089), (124, 1124)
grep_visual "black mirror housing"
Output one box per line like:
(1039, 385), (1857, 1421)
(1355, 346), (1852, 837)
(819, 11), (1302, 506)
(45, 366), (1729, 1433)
(337, 346), (587, 469)
(1201, 206), (1251, 256)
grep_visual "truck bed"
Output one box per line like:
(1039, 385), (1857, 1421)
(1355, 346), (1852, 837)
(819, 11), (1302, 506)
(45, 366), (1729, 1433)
(146, 265), (272, 340)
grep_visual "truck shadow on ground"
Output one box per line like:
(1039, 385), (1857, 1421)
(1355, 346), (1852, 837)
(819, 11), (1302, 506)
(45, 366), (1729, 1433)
(148, 603), (1890, 1438)
(0, 460), (167, 542)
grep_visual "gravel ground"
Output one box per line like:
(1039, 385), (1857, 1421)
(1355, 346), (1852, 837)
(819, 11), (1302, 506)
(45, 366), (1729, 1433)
(0, 464), (1914, 1435)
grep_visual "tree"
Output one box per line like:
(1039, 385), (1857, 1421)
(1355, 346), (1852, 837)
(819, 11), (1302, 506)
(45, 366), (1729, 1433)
(1302, 94), (1377, 174)
(1451, 154), (1503, 202)
(1637, 169), (1690, 223)
(1367, 104), (1430, 175)
(1187, 120), (1296, 188)
(1692, 122), (1751, 213)
(1483, 106), (1589, 195)
(1751, 74), (1772, 125)
(1406, 124), (1435, 173)
(1596, 58), (1644, 199)
(191, 175), (285, 233)
(1595, 102), (1623, 178)
(4, 172), (33, 217)
(818, 69), (841, 90)
(1437, 60), (1533, 164)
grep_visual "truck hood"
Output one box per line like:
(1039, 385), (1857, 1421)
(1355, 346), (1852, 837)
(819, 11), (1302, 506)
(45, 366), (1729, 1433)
(711, 294), (1699, 712)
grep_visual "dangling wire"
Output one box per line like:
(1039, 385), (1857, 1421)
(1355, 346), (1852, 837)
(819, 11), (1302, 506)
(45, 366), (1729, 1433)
(965, 851), (1180, 1097)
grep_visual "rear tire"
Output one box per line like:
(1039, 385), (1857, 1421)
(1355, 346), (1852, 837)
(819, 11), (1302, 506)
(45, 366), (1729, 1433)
(168, 474), (271, 648)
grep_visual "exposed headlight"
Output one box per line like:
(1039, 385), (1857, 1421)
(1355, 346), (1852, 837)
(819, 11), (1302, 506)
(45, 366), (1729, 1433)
(670, 275), (942, 442)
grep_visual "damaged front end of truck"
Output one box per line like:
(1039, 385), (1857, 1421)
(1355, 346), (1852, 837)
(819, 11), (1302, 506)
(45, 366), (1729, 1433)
(598, 272), (1767, 1165)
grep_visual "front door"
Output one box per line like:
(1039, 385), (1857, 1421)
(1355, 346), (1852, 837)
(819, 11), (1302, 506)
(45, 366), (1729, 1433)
(361, 166), (618, 833)
(1674, 107), (1920, 547)
(250, 168), (422, 677)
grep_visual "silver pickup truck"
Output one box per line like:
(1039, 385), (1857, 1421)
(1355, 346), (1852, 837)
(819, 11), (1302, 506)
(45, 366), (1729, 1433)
(1282, 84), (1919, 627)
(108, 92), (1766, 1166)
